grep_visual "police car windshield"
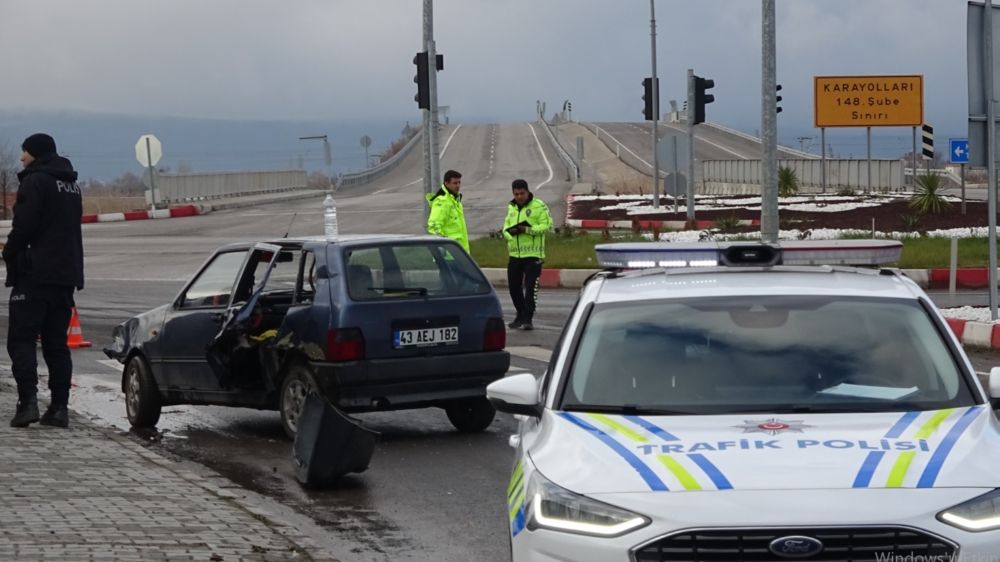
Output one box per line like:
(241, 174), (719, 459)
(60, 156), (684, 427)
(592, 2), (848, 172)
(560, 296), (978, 414)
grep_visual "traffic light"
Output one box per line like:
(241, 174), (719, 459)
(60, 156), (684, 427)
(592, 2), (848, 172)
(642, 77), (658, 121)
(775, 84), (783, 114)
(413, 51), (429, 109)
(693, 75), (715, 125)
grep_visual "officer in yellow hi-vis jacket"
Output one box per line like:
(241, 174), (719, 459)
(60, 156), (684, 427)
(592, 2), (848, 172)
(426, 169), (469, 253)
(502, 179), (553, 331)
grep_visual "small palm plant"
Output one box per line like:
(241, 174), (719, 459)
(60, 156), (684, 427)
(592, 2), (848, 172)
(778, 166), (799, 197)
(712, 215), (741, 233)
(909, 173), (951, 214)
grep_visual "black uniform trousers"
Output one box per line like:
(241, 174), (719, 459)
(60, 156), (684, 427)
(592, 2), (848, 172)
(7, 283), (75, 405)
(507, 257), (543, 323)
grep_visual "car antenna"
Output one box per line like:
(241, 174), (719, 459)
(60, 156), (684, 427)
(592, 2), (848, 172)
(282, 213), (298, 238)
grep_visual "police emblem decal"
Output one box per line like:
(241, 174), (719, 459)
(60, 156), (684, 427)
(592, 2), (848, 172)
(734, 418), (810, 435)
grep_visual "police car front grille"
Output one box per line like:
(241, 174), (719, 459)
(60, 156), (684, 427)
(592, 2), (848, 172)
(632, 526), (956, 562)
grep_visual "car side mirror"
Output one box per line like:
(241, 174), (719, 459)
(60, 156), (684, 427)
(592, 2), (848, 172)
(487, 373), (541, 417)
(989, 367), (1000, 410)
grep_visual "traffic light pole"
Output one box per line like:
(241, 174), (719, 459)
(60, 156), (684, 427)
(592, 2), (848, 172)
(686, 69), (696, 222)
(424, 0), (441, 216)
(420, 17), (432, 220)
(760, 0), (779, 244)
(648, 0), (660, 209)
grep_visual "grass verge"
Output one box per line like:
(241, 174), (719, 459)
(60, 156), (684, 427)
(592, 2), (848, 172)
(470, 233), (997, 270)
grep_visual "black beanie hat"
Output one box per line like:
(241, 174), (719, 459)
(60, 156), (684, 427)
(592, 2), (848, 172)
(21, 133), (57, 158)
(512, 179), (528, 190)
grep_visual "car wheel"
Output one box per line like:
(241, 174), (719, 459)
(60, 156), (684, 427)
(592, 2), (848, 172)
(124, 355), (161, 428)
(445, 397), (496, 433)
(280, 364), (315, 439)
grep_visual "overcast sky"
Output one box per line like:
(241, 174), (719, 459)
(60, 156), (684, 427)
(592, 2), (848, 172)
(0, 1), (968, 136)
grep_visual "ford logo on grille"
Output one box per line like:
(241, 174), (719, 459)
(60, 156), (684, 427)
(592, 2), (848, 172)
(768, 536), (824, 558)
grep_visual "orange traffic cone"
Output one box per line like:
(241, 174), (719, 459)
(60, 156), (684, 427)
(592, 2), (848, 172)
(67, 307), (92, 349)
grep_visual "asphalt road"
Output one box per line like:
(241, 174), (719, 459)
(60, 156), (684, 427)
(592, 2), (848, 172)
(0, 122), (575, 562)
(590, 121), (809, 164)
(0, 121), (998, 560)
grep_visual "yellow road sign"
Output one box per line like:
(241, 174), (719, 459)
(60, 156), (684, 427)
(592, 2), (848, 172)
(814, 75), (923, 128)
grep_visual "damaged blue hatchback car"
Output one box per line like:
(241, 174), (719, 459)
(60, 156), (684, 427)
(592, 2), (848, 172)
(105, 235), (510, 438)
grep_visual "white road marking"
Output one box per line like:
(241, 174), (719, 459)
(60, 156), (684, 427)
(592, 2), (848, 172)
(507, 346), (552, 363)
(598, 128), (654, 170)
(527, 123), (555, 190)
(97, 359), (123, 372)
(374, 124), (464, 194)
(87, 277), (188, 282)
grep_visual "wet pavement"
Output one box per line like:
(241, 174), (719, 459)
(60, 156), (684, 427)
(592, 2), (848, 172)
(0, 374), (339, 562)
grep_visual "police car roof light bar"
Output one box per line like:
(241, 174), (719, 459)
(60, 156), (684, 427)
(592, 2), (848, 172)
(594, 240), (903, 269)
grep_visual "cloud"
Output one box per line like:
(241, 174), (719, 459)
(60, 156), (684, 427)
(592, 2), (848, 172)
(0, 0), (969, 133)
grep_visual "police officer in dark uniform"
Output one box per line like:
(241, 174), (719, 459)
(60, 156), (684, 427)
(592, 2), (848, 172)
(4, 133), (84, 428)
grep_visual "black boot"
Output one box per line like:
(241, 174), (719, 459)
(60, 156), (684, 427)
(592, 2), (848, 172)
(508, 316), (524, 329)
(10, 399), (39, 428)
(40, 404), (69, 428)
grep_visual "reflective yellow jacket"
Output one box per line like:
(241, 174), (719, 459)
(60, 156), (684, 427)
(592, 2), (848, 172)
(502, 194), (553, 259)
(426, 186), (469, 253)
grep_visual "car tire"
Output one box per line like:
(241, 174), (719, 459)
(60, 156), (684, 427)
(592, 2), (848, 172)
(280, 364), (316, 440)
(124, 355), (161, 428)
(445, 397), (496, 433)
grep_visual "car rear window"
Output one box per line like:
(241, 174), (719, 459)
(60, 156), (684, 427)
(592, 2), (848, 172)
(343, 242), (490, 300)
(560, 296), (978, 415)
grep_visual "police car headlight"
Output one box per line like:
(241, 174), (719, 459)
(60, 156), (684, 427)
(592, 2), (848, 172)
(939, 489), (1000, 532)
(525, 470), (649, 537)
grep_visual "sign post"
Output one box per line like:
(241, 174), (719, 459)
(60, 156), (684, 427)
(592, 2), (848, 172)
(135, 134), (162, 211)
(922, 123), (934, 175)
(360, 135), (372, 168)
(950, 138), (970, 215)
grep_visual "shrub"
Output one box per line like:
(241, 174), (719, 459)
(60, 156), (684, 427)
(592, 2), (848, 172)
(778, 166), (799, 197)
(711, 215), (742, 233)
(899, 214), (922, 232)
(836, 186), (856, 196)
(910, 173), (951, 215)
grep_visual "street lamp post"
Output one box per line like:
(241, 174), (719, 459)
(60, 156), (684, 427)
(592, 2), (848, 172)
(298, 134), (334, 191)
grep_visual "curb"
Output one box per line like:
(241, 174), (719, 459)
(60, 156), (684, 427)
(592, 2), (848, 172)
(943, 318), (1000, 350)
(79, 204), (202, 224)
(566, 218), (761, 230)
(483, 267), (1000, 291)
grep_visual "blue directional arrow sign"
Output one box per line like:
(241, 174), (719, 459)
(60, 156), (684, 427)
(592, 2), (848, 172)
(949, 138), (969, 164)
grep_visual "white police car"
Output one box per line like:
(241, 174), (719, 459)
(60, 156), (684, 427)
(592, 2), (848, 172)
(487, 240), (1000, 561)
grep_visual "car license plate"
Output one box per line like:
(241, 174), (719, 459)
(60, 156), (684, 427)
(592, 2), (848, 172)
(394, 326), (459, 348)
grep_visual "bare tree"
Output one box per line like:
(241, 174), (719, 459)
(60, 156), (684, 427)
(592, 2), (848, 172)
(0, 143), (19, 220)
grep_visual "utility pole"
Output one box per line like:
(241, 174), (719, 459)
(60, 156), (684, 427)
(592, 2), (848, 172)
(649, 0), (661, 209)
(987, 0), (998, 319)
(425, 0), (441, 206)
(760, 0), (779, 243)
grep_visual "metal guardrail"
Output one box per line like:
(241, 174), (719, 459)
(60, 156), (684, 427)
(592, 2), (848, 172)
(539, 119), (579, 181)
(156, 170), (308, 203)
(581, 122), (659, 177)
(704, 122), (820, 160)
(338, 130), (422, 188)
(703, 159), (904, 191)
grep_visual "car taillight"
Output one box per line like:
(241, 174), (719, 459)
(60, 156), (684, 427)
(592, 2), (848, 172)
(483, 317), (506, 352)
(326, 328), (365, 361)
